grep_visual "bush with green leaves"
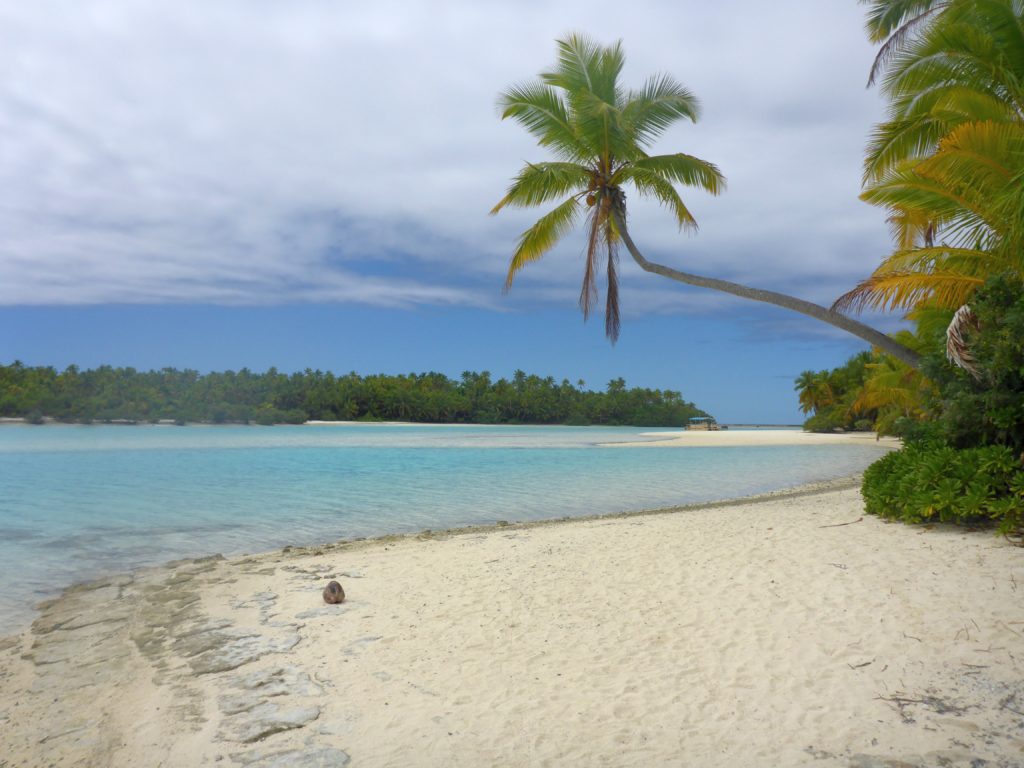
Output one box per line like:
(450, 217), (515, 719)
(863, 444), (1024, 534)
(920, 274), (1024, 452)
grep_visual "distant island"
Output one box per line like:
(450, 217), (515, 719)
(0, 362), (711, 427)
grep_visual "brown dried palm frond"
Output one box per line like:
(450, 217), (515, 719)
(946, 303), (981, 379)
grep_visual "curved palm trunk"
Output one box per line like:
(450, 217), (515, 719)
(611, 208), (922, 369)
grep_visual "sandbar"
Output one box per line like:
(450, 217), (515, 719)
(0, 482), (1021, 767)
(605, 429), (903, 448)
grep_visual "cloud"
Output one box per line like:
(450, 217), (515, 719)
(0, 0), (897, 322)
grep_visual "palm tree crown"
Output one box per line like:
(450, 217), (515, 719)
(492, 33), (725, 342)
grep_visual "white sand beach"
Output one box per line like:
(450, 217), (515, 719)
(1, 477), (1022, 767)
(607, 430), (904, 448)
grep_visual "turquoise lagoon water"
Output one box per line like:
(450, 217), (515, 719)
(0, 423), (887, 629)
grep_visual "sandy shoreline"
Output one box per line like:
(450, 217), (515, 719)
(2, 479), (1022, 767)
(606, 431), (903, 448)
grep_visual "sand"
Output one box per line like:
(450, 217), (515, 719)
(1, 481), (1022, 767)
(606, 430), (904, 448)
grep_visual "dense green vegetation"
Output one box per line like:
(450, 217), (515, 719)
(798, 0), (1024, 534)
(807, 275), (1024, 533)
(863, 444), (1024, 534)
(0, 363), (710, 427)
(795, 353), (878, 434)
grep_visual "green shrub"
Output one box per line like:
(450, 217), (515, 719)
(919, 274), (1024, 452)
(862, 444), (1024, 534)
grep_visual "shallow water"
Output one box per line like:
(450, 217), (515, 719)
(0, 423), (885, 629)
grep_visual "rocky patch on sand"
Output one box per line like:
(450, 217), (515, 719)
(0, 554), (353, 767)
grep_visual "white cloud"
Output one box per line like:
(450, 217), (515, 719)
(0, 0), (897, 320)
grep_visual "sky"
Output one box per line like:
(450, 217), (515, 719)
(0, 0), (906, 424)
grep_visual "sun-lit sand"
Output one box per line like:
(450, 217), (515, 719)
(606, 429), (904, 448)
(2, 472), (1022, 767)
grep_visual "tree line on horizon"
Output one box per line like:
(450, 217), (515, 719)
(0, 362), (711, 428)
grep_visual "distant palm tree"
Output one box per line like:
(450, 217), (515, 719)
(493, 33), (922, 367)
(795, 371), (823, 415)
(794, 370), (842, 416)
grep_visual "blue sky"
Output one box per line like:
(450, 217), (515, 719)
(0, 0), (906, 423)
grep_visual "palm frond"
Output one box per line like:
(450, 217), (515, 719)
(862, 161), (998, 240)
(946, 303), (981, 378)
(605, 233), (620, 342)
(862, 0), (946, 43)
(542, 33), (623, 107)
(867, 2), (948, 85)
(833, 269), (984, 313)
(864, 115), (953, 180)
(621, 74), (700, 146)
(497, 83), (587, 161)
(504, 197), (582, 291)
(572, 89), (631, 167)
(853, 364), (926, 412)
(490, 162), (591, 214)
(617, 166), (697, 230)
(579, 202), (603, 319)
(628, 154), (726, 195)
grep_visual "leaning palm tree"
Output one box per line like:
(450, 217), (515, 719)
(493, 33), (922, 367)
(492, 34), (724, 342)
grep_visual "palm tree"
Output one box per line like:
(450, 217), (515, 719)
(838, 0), (1024, 316)
(492, 34), (724, 342)
(493, 34), (922, 367)
(851, 329), (936, 431)
(794, 370), (836, 415)
(835, 120), (1024, 313)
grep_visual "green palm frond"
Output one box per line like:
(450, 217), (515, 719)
(504, 196), (582, 290)
(862, 162), (997, 241)
(862, 0), (947, 42)
(880, 5), (1024, 109)
(866, 1), (949, 84)
(490, 162), (591, 214)
(870, 245), (993, 273)
(622, 74), (700, 147)
(572, 89), (631, 167)
(498, 83), (587, 161)
(616, 166), (697, 230)
(856, 0), (1024, 327)
(864, 115), (955, 180)
(542, 33), (624, 108)
(627, 154), (726, 195)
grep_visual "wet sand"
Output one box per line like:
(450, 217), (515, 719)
(1, 481), (1022, 767)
